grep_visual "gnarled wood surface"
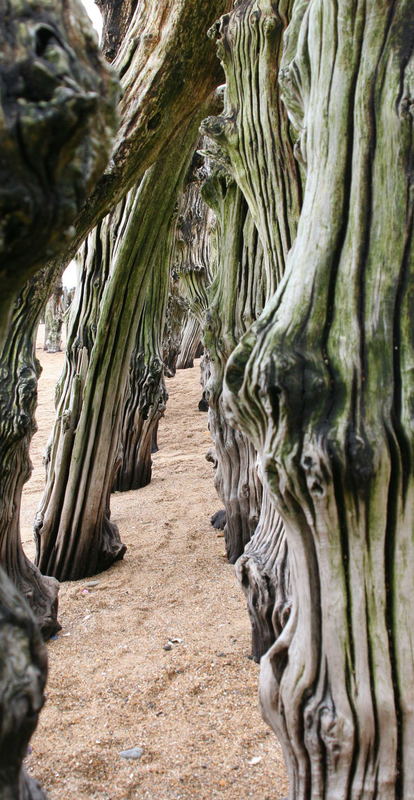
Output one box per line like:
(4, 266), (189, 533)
(1, 0), (231, 607)
(0, 0), (117, 346)
(0, 0), (116, 635)
(174, 166), (213, 372)
(35, 117), (201, 581)
(162, 275), (189, 377)
(176, 317), (203, 371)
(203, 170), (264, 563)
(113, 230), (171, 493)
(46, 0), (234, 275)
(44, 282), (64, 354)
(236, 484), (290, 662)
(0, 567), (48, 799)
(0, 278), (62, 638)
(201, 0), (301, 636)
(223, 1), (414, 797)
(202, 0), (301, 293)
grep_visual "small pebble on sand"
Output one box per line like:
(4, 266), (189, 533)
(119, 747), (144, 760)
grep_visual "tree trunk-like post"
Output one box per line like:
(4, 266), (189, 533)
(44, 281), (64, 353)
(162, 277), (189, 377)
(174, 166), (213, 372)
(1, 0), (231, 606)
(202, 0), (302, 293)
(201, 0), (302, 645)
(0, 277), (64, 638)
(0, 0), (116, 633)
(236, 483), (291, 662)
(0, 567), (48, 800)
(202, 170), (264, 562)
(176, 317), (203, 370)
(43, 0), (233, 275)
(223, 1), (414, 797)
(35, 120), (202, 581)
(113, 235), (172, 493)
(0, 0), (118, 347)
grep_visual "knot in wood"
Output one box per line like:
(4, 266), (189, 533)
(345, 427), (374, 487)
(200, 115), (229, 143)
(207, 14), (230, 41)
(225, 331), (256, 395)
(398, 95), (414, 120)
(263, 14), (279, 36)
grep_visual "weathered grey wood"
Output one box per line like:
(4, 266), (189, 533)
(96, 0), (138, 62)
(0, 0), (116, 635)
(223, 1), (414, 797)
(162, 276), (189, 378)
(203, 170), (264, 562)
(236, 484), (290, 661)
(1, 0), (232, 605)
(200, 0), (301, 586)
(0, 567), (48, 799)
(176, 317), (203, 371)
(0, 278), (61, 638)
(197, 0), (305, 674)
(198, 352), (210, 411)
(0, 0), (118, 347)
(113, 231), (172, 493)
(44, 282), (64, 353)
(43, 0), (234, 278)
(202, 0), (301, 292)
(173, 168), (213, 371)
(35, 117), (203, 581)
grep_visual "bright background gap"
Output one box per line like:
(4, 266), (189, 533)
(63, 1), (103, 288)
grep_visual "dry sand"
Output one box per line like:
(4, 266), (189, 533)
(21, 330), (288, 800)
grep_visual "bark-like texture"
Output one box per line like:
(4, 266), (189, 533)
(176, 316), (203, 371)
(200, 0), (301, 582)
(113, 233), (172, 493)
(0, 0), (116, 633)
(35, 203), (128, 577)
(174, 167), (213, 370)
(44, 282), (64, 353)
(162, 276), (189, 378)
(35, 118), (201, 581)
(30, 0), (229, 580)
(202, 0), (302, 293)
(0, 279), (61, 638)
(47, 0), (233, 274)
(203, 172), (264, 563)
(0, 0), (118, 346)
(236, 484), (290, 662)
(97, 0), (138, 62)
(0, 567), (48, 799)
(223, 1), (414, 797)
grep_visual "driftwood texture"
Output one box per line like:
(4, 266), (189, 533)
(0, 276), (62, 638)
(223, 0), (414, 797)
(113, 231), (171, 493)
(0, 0), (118, 346)
(0, 0), (116, 632)
(201, 0), (301, 621)
(203, 171), (264, 563)
(35, 118), (202, 581)
(23, 0), (232, 583)
(162, 276), (189, 378)
(0, 567), (48, 800)
(236, 484), (291, 661)
(202, 0), (301, 293)
(47, 0), (234, 273)
(44, 282), (64, 353)
(174, 167), (213, 371)
(0, 0), (232, 606)
(176, 316), (203, 371)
